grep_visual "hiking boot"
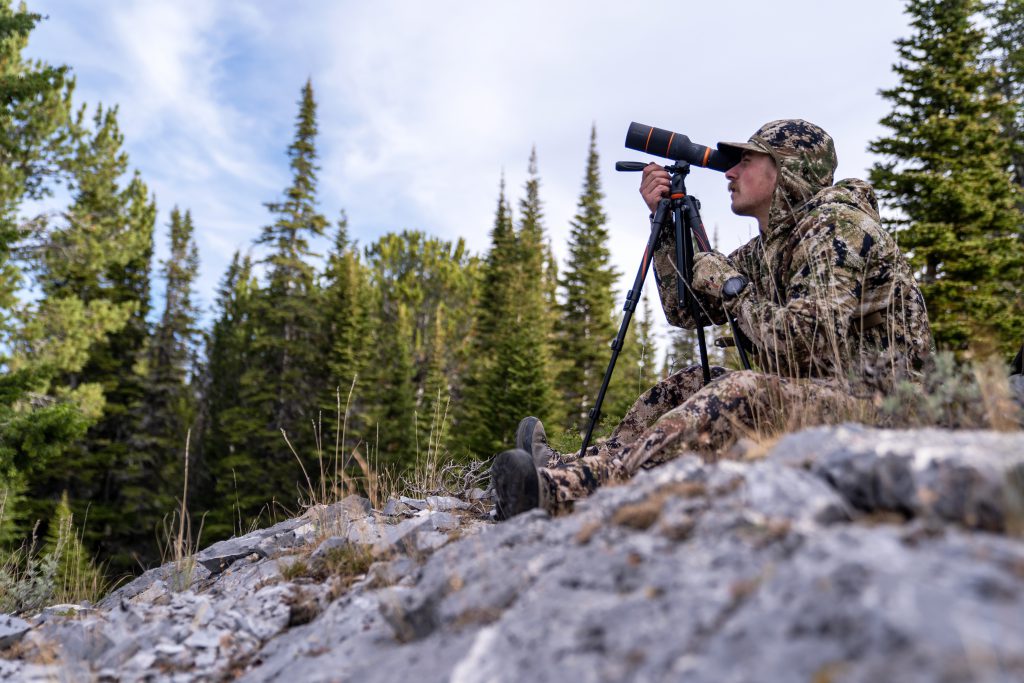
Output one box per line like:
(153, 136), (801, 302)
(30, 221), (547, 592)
(515, 416), (559, 468)
(491, 449), (541, 520)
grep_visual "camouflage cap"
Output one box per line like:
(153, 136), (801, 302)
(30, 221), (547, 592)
(717, 119), (837, 174)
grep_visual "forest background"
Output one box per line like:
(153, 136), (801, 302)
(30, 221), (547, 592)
(1, 0), (1022, 589)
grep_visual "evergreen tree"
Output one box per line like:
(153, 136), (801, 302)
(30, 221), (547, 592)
(511, 148), (556, 425)
(636, 287), (659, 390)
(419, 305), (450, 455)
(252, 78), (327, 431)
(454, 178), (518, 457)
(0, 4), (87, 541)
(367, 299), (417, 468)
(0, 3), (71, 331)
(556, 126), (619, 431)
(456, 154), (556, 459)
(986, 0), (1024, 197)
(363, 230), (479, 468)
(602, 305), (644, 425)
(125, 207), (201, 566)
(230, 80), (329, 525)
(21, 104), (155, 568)
(320, 212), (371, 451)
(869, 0), (1024, 354)
(203, 253), (262, 539)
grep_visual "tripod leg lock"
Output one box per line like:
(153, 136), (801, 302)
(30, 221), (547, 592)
(623, 290), (636, 312)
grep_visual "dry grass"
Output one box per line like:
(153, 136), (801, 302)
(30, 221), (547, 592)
(706, 349), (1022, 460)
(283, 379), (402, 517)
(312, 544), (375, 587)
(0, 493), (110, 614)
(876, 352), (1022, 431)
(156, 429), (205, 593)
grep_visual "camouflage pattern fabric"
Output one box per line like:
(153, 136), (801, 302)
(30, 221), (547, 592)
(539, 366), (862, 515)
(548, 365), (728, 468)
(654, 119), (933, 391)
(537, 119), (933, 514)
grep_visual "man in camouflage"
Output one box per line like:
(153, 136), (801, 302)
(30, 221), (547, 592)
(492, 119), (933, 520)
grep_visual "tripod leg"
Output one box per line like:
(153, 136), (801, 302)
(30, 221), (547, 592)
(674, 203), (712, 384)
(578, 199), (670, 459)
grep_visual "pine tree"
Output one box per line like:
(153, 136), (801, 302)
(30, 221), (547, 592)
(637, 287), (659, 389)
(363, 230), (480, 468)
(556, 126), (619, 431)
(869, 0), (1024, 354)
(320, 212), (371, 450)
(511, 148), (556, 426)
(21, 104), (156, 568)
(456, 153), (557, 459)
(454, 178), (518, 457)
(419, 306), (450, 455)
(227, 80), (329, 524)
(203, 253), (263, 539)
(125, 207), (201, 566)
(0, 4), (71, 332)
(252, 78), (328, 432)
(368, 299), (417, 469)
(986, 0), (1024, 196)
(0, 4), (85, 541)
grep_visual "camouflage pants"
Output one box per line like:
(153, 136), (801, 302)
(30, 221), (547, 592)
(539, 366), (860, 513)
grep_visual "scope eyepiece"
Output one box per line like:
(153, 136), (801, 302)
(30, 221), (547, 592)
(624, 122), (736, 172)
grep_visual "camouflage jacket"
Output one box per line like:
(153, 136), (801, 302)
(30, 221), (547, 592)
(653, 120), (933, 388)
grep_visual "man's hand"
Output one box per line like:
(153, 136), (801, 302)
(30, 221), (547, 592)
(640, 163), (671, 214)
(691, 251), (742, 299)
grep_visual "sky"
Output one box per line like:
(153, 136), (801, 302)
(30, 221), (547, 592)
(23, 0), (912, 334)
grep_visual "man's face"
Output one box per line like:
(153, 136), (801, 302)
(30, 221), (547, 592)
(725, 150), (778, 220)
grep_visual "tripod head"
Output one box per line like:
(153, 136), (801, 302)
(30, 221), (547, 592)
(615, 160), (691, 176)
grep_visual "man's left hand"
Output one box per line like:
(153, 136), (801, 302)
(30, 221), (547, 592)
(691, 251), (742, 299)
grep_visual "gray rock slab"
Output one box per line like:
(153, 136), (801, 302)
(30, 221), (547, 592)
(0, 613), (30, 648)
(425, 496), (469, 511)
(769, 424), (1024, 531)
(11, 426), (1024, 683)
(382, 498), (413, 517)
(399, 496), (430, 510)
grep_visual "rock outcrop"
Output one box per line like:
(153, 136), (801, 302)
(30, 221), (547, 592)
(2, 424), (1023, 682)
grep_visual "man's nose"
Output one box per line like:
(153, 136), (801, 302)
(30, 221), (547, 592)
(725, 164), (739, 180)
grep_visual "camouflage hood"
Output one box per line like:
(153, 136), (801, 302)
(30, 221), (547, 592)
(719, 119), (842, 238)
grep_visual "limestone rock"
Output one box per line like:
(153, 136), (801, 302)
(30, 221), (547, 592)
(771, 424), (1024, 530)
(0, 614), (30, 649)
(5, 426), (1024, 682)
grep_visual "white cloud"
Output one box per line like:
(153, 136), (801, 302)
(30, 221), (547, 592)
(25, 0), (912, 327)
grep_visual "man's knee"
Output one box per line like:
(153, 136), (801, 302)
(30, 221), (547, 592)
(645, 364), (730, 407)
(704, 369), (768, 396)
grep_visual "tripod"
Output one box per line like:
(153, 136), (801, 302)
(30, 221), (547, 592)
(577, 161), (751, 459)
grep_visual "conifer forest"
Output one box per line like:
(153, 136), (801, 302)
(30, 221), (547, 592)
(1, 0), (1022, 587)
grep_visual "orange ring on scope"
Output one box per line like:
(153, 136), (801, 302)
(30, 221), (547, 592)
(701, 147), (711, 166)
(666, 133), (675, 156)
(644, 127), (654, 151)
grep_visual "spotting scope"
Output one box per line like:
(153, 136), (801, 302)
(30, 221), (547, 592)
(623, 122), (736, 172)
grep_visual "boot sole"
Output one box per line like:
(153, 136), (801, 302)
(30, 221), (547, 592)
(491, 449), (540, 520)
(515, 416), (550, 468)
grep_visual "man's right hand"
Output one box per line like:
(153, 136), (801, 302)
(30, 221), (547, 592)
(640, 163), (671, 214)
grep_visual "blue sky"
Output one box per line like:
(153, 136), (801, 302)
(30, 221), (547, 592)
(23, 0), (911, 330)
